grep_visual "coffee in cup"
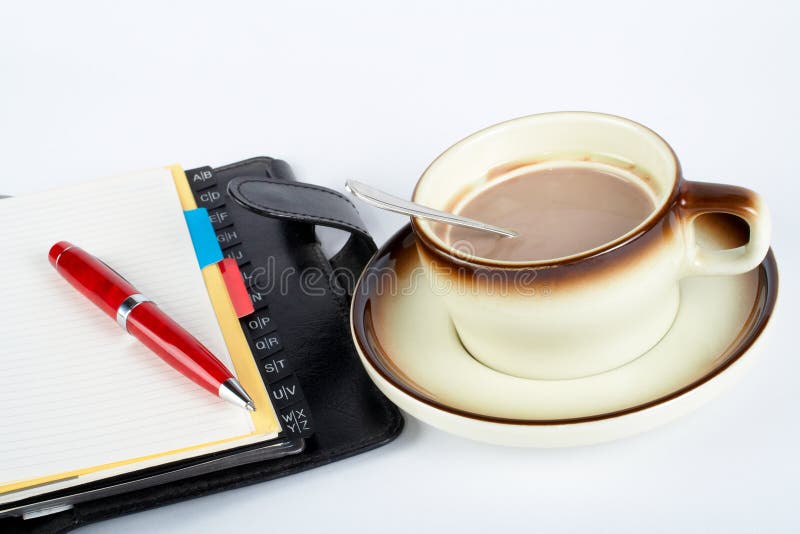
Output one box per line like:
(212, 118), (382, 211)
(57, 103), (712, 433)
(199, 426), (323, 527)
(443, 163), (656, 262)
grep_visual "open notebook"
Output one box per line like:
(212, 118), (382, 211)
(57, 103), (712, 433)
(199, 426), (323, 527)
(0, 168), (280, 505)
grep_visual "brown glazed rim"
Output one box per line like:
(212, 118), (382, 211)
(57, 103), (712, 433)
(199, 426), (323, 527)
(351, 224), (779, 426)
(411, 111), (684, 269)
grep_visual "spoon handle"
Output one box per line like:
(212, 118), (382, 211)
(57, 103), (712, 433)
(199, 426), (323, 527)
(345, 180), (518, 238)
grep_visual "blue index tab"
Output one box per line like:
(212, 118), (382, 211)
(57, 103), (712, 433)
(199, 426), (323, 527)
(184, 208), (224, 269)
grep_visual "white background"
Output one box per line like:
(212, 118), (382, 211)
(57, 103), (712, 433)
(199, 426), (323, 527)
(2, 1), (798, 532)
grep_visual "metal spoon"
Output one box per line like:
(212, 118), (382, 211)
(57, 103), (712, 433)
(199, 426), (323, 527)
(345, 180), (518, 238)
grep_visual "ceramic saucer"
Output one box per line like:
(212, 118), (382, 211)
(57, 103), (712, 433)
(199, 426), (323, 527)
(350, 224), (778, 447)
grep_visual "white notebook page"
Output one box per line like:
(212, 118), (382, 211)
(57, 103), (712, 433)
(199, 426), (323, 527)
(0, 169), (256, 491)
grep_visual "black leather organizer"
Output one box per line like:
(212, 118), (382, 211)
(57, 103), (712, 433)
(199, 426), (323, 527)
(4, 157), (403, 533)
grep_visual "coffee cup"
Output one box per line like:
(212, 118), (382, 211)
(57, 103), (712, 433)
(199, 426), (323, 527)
(411, 112), (771, 380)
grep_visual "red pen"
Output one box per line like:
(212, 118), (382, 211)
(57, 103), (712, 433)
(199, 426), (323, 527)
(48, 241), (256, 412)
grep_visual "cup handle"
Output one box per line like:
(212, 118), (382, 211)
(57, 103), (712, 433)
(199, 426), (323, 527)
(678, 180), (771, 276)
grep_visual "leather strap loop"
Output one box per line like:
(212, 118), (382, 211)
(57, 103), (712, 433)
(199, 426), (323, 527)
(227, 176), (376, 289)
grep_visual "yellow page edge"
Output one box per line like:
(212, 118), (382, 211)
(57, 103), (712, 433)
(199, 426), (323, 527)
(169, 164), (277, 435)
(0, 165), (278, 495)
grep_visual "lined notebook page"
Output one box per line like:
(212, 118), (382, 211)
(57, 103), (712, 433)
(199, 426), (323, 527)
(0, 169), (256, 489)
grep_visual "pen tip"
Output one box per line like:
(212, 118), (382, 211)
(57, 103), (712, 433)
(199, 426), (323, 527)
(219, 378), (256, 412)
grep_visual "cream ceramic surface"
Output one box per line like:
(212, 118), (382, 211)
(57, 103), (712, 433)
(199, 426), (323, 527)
(411, 112), (772, 380)
(351, 226), (777, 447)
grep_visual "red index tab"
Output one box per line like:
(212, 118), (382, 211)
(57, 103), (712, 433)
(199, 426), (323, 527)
(219, 258), (255, 318)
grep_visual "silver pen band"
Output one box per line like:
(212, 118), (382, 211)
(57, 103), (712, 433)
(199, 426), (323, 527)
(116, 294), (152, 332)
